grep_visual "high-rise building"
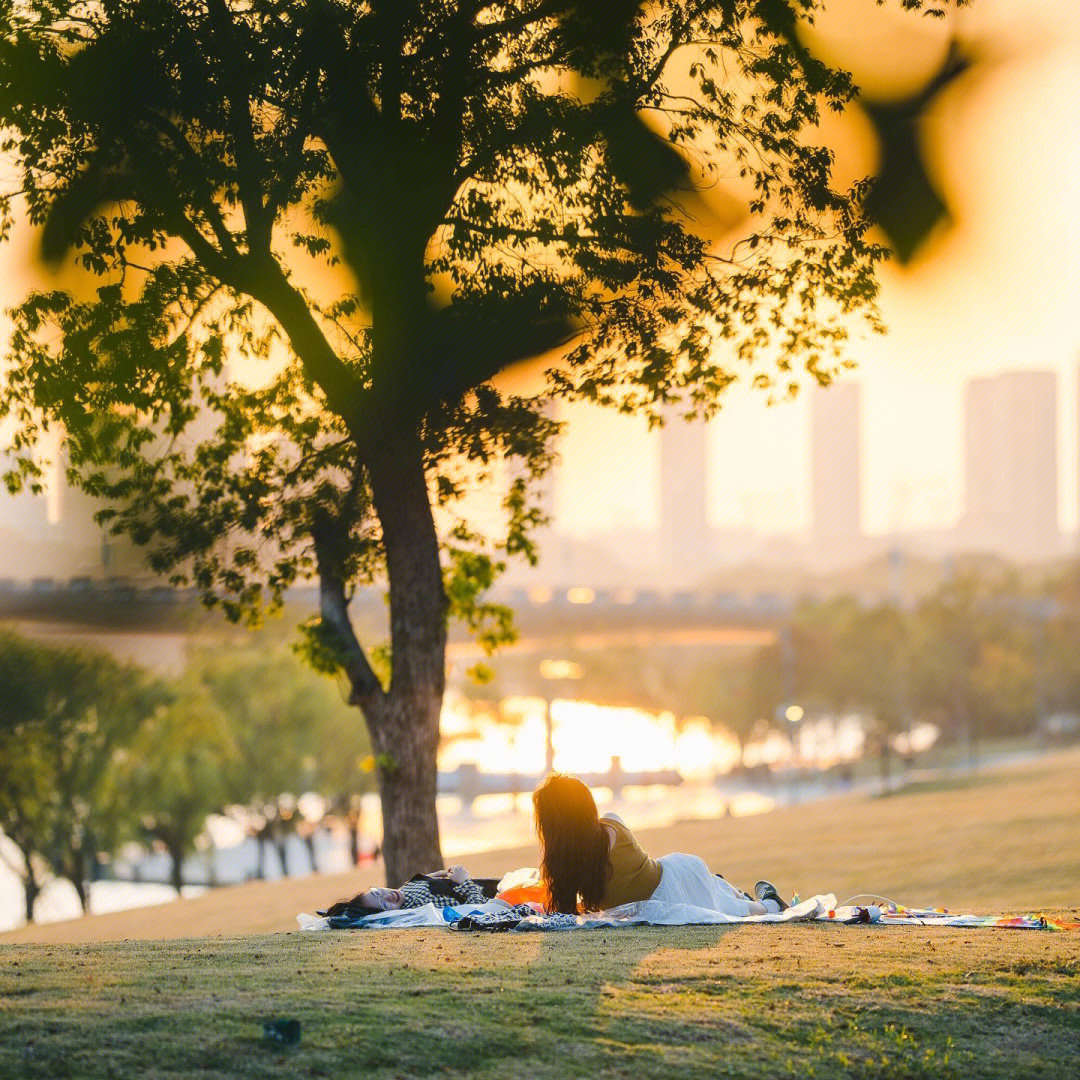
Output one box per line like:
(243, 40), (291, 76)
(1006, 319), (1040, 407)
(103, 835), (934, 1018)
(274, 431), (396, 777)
(658, 403), (711, 571)
(810, 381), (862, 547)
(962, 369), (1059, 558)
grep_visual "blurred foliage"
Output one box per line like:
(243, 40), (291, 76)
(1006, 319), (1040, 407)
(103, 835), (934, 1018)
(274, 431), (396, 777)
(0, 629), (374, 922)
(0, 630), (167, 919)
(187, 637), (375, 806)
(122, 685), (236, 890)
(745, 569), (1080, 749)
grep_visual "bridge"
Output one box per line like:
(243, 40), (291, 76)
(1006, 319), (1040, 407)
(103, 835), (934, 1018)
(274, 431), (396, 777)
(0, 577), (791, 641)
(438, 758), (683, 808)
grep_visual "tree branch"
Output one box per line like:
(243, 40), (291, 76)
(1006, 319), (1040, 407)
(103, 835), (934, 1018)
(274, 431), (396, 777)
(144, 114), (242, 260)
(204, 0), (271, 253)
(314, 551), (386, 711)
(472, 0), (570, 43)
(230, 258), (368, 441)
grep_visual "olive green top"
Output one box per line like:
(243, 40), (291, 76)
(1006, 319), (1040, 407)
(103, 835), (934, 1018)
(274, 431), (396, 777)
(598, 818), (663, 909)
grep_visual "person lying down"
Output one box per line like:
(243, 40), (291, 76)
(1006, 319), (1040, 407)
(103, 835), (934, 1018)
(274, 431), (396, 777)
(533, 773), (791, 917)
(320, 865), (500, 918)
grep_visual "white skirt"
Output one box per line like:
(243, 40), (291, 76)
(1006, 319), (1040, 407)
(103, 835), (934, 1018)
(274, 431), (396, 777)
(651, 854), (756, 916)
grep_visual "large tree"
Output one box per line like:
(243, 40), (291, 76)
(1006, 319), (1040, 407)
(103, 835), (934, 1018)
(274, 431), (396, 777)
(0, 0), (957, 883)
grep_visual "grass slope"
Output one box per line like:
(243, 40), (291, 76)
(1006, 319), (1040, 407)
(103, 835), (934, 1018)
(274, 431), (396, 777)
(1, 748), (1079, 1078)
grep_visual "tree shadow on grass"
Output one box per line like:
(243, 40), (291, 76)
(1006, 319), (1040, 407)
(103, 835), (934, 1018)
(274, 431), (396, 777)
(510, 923), (748, 1079)
(507, 925), (1080, 1080)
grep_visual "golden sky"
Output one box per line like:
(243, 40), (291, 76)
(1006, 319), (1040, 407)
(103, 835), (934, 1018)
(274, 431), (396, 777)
(556, 0), (1080, 538)
(2, 0), (1078, 543)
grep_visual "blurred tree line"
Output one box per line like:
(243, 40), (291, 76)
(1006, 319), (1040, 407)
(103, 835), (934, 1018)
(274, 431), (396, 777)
(746, 567), (1080, 760)
(0, 631), (372, 924)
(468, 564), (1080, 763)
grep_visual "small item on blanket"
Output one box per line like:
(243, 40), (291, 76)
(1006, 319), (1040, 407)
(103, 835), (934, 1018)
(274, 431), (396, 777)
(263, 1019), (302, 1045)
(449, 904), (539, 932)
(495, 867), (550, 907)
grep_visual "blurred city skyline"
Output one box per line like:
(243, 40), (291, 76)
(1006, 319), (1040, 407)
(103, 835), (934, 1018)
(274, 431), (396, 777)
(5, 364), (1079, 586)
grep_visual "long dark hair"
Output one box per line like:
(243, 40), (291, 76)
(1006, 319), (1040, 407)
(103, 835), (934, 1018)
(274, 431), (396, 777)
(533, 773), (611, 914)
(320, 891), (379, 918)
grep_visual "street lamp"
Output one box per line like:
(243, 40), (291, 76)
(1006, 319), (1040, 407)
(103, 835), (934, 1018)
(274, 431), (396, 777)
(783, 703), (804, 805)
(538, 659), (584, 774)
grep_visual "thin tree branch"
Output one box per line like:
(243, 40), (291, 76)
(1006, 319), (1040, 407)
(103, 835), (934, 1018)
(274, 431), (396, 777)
(204, 0), (271, 253)
(144, 114), (242, 260)
(315, 550), (386, 710)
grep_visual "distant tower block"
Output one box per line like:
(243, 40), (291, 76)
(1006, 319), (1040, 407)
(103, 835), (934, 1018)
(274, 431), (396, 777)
(962, 370), (1059, 559)
(659, 403), (710, 569)
(810, 381), (862, 546)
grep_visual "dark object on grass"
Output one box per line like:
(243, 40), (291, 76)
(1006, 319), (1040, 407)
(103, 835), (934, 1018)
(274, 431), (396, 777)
(263, 1019), (302, 1045)
(754, 881), (789, 912)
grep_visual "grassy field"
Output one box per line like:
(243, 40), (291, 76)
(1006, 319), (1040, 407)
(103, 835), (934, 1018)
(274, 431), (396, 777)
(2, 911), (1078, 1078)
(1, 749), (1078, 1078)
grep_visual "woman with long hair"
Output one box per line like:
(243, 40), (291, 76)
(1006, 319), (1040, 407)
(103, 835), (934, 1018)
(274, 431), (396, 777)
(533, 773), (788, 916)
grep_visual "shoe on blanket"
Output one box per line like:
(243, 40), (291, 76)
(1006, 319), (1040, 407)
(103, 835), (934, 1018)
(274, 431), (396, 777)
(754, 880), (789, 911)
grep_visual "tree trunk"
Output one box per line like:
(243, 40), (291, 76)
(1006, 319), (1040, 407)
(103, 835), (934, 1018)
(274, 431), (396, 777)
(347, 808), (361, 865)
(63, 847), (90, 914)
(363, 433), (447, 886)
(168, 840), (184, 893)
(255, 831), (268, 880)
(72, 870), (89, 914)
(23, 875), (40, 925)
(273, 834), (289, 877)
(7, 835), (40, 923)
(367, 694), (442, 886)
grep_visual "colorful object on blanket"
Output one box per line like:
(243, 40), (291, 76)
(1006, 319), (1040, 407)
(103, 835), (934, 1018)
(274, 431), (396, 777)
(834, 901), (1080, 930)
(496, 882), (550, 906)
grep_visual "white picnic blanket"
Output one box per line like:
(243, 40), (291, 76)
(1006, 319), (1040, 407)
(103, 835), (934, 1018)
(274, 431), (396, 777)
(297, 893), (836, 932)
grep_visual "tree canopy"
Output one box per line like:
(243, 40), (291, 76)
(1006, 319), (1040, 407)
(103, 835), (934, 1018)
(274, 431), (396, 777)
(0, 0), (964, 881)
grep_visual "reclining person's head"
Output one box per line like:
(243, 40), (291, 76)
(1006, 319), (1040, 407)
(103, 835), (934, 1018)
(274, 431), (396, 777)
(322, 886), (404, 918)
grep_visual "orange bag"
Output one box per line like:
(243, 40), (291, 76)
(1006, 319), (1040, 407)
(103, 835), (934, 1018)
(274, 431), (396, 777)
(496, 881), (550, 906)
